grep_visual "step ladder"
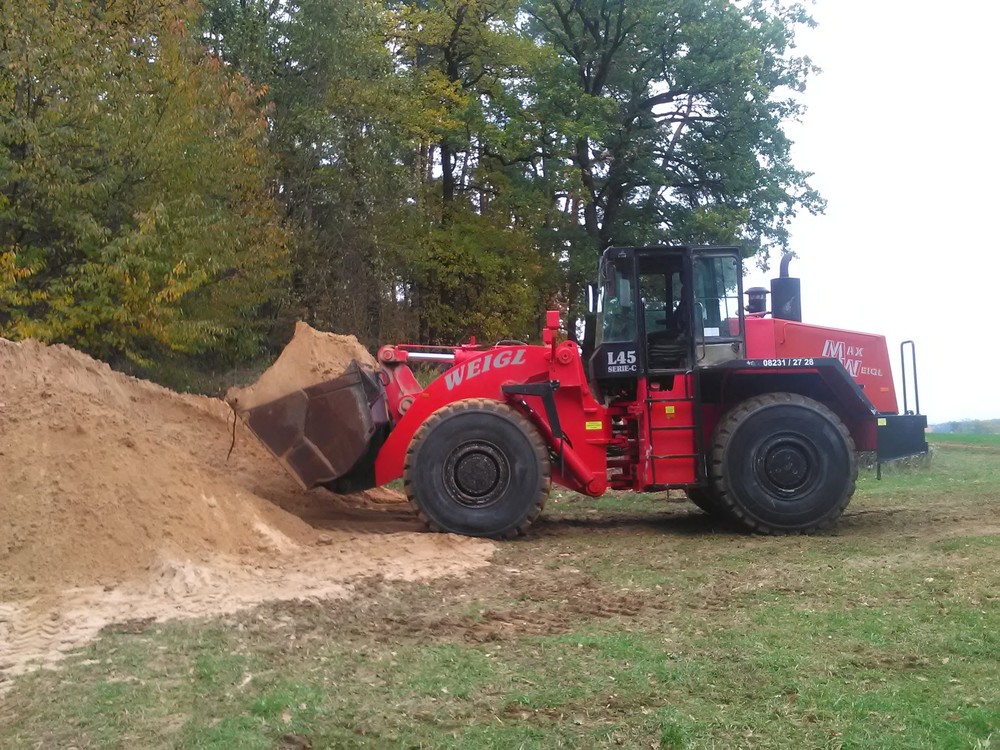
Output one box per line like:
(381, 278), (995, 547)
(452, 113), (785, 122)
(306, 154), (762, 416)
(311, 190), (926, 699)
(645, 371), (700, 487)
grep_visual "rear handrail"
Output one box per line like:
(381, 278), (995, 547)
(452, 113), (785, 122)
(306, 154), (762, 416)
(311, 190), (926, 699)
(900, 340), (920, 415)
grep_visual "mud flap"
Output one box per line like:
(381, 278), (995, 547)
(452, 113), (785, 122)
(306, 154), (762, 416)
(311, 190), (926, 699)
(241, 360), (389, 492)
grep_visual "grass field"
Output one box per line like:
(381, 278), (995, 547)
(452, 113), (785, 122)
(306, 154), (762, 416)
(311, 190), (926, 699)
(928, 433), (1000, 446)
(1, 442), (997, 749)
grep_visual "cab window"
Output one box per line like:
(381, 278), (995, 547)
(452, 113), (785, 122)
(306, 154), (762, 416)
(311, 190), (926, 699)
(693, 255), (741, 339)
(639, 262), (684, 339)
(599, 255), (637, 343)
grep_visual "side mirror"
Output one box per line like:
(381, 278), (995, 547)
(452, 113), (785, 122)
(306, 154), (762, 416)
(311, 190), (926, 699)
(586, 283), (602, 314)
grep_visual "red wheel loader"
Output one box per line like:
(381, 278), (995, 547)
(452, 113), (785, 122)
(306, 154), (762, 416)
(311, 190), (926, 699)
(239, 245), (928, 537)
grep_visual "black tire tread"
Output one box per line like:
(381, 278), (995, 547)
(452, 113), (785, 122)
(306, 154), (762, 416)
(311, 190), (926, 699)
(710, 392), (857, 534)
(403, 398), (550, 539)
(684, 486), (730, 518)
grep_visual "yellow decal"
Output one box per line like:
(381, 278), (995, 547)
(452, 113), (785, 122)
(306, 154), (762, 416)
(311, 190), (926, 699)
(877, 418), (887, 426)
(664, 405), (676, 415)
(585, 421), (603, 431)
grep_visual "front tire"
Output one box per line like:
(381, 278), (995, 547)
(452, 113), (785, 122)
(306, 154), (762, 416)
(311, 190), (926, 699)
(403, 399), (550, 538)
(710, 393), (857, 534)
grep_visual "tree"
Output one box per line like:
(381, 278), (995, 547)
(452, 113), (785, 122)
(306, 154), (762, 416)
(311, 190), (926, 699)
(522, 0), (824, 285)
(202, 0), (427, 345)
(393, 0), (825, 338)
(0, 0), (289, 365)
(389, 0), (565, 342)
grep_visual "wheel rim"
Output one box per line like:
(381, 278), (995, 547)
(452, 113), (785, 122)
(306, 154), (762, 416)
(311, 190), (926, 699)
(752, 433), (821, 499)
(443, 440), (511, 508)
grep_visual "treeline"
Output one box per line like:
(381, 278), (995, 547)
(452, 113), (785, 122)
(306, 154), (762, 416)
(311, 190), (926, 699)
(932, 420), (1000, 435)
(1, 0), (822, 378)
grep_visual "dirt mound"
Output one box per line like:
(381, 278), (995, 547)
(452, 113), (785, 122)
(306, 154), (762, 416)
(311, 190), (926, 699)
(225, 321), (375, 414)
(0, 337), (320, 596)
(0, 336), (494, 682)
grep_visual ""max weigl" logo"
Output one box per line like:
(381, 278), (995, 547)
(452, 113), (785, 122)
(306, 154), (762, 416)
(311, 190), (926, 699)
(821, 339), (882, 377)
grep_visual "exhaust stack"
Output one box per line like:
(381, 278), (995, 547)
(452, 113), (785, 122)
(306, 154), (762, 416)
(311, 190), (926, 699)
(771, 253), (802, 322)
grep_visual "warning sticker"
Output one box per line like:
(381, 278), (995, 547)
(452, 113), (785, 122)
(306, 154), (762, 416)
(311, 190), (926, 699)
(585, 421), (603, 431)
(877, 417), (887, 426)
(664, 405), (676, 415)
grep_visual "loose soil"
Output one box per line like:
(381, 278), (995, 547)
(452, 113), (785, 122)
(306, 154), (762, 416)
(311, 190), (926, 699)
(224, 321), (375, 414)
(0, 335), (493, 683)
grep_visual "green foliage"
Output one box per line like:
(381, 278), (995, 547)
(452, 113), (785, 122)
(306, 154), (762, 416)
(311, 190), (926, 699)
(522, 0), (825, 258)
(385, 0), (825, 337)
(384, 0), (565, 342)
(399, 209), (550, 343)
(0, 0), (289, 365)
(3, 0), (826, 364)
(201, 0), (421, 345)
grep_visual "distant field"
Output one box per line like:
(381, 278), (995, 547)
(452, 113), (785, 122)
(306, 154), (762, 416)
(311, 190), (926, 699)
(928, 433), (1000, 446)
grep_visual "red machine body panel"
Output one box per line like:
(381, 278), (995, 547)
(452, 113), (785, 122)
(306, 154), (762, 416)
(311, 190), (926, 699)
(745, 317), (899, 413)
(644, 376), (699, 486)
(374, 340), (610, 495)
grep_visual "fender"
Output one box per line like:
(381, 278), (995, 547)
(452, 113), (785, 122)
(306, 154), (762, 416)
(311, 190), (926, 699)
(699, 358), (887, 452)
(374, 345), (546, 485)
(374, 342), (609, 495)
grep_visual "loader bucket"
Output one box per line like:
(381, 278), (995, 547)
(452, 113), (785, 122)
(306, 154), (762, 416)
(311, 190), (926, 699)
(239, 360), (389, 493)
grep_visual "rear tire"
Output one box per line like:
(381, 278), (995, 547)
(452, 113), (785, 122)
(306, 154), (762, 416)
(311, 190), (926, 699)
(710, 393), (857, 534)
(404, 399), (550, 538)
(684, 487), (728, 517)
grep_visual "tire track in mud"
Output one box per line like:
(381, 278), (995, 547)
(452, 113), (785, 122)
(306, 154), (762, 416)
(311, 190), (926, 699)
(0, 532), (495, 690)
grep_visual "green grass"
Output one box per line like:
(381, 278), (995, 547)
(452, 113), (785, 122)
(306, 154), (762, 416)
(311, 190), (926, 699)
(928, 433), (1000, 446)
(2, 443), (998, 749)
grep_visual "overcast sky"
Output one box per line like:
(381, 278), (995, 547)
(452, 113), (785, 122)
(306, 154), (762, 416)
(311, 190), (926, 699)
(742, 0), (1000, 424)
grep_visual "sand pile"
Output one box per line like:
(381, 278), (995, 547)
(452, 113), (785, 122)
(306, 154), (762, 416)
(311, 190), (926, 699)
(225, 321), (375, 414)
(0, 334), (494, 682)
(0, 337), (320, 597)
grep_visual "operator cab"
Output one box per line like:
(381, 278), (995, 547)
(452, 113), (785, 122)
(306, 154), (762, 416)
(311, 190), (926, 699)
(586, 245), (745, 397)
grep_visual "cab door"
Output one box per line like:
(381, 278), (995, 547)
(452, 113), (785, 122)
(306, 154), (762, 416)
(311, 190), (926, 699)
(590, 247), (641, 384)
(691, 249), (745, 366)
(636, 247), (690, 373)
